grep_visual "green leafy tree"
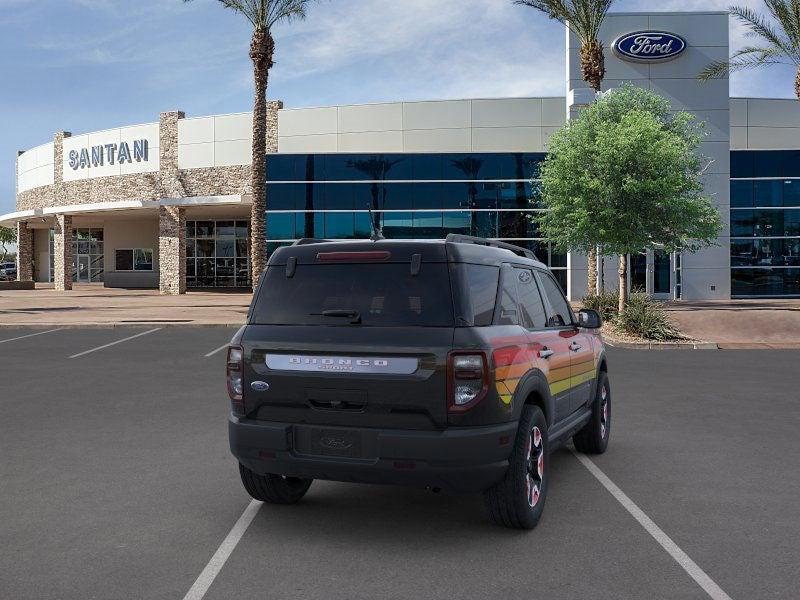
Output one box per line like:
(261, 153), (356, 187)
(699, 2), (800, 100)
(536, 85), (722, 311)
(0, 226), (15, 263)
(184, 0), (315, 286)
(514, 0), (616, 293)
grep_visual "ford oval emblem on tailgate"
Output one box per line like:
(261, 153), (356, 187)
(250, 381), (270, 392)
(319, 436), (353, 450)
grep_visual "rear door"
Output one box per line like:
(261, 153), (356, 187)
(535, 271), (595, 414)
(242, 255), (455, 430)
(513, 266), (573, 422)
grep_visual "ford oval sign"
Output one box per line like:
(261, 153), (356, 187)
(613, 31), (686, 63)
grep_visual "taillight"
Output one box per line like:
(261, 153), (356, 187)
(447, 351), (489, 413)
(227, 345), (244, 414)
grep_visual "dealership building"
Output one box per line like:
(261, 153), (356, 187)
(4, 10), (800, 300)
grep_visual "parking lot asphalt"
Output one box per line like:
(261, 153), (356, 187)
(1, 327), (798, 600)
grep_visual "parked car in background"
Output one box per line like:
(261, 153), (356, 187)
(0, 262), (16, 281)
(227, 235), (610, 529)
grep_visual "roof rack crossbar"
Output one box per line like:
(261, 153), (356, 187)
(293, 238), (335, 246)
(444, 234), (536, 260)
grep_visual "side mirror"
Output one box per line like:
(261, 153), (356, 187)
(577, 308), (602, 329)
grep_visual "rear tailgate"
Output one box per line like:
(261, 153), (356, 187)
(242, 325), (453, 430)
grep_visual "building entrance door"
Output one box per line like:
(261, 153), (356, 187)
(77, 255), (90, 282)
(626, 249), (674, 299)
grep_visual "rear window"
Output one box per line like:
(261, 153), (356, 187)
(451, 264), (500, 326)
(252, 263), (454, 327)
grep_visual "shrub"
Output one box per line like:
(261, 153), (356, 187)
(581, 290), (620, 322)
(616, 293), (684, 341)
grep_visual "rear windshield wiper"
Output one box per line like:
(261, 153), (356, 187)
(310, 309), (362, 324)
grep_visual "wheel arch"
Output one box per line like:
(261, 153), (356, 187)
(513, 370), (555, 427)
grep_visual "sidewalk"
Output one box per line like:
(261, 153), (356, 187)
(664, 300), (800, 349)
(0, 284), (252, 327)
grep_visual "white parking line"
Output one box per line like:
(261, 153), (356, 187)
(68, 328), (162, 359)
(0, 328), (63, 345)
(571, 450), (733, 600)
(204, 343), (230, 358)
(182, 500), (262, 600)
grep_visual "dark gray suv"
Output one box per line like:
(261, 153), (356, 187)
(227, 235), (609, 529)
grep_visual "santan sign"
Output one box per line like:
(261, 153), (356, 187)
(613, 31), (687, 62)
(68, 139), (149, 170)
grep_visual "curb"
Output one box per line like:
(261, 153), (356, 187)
(604, 338), (719, 350)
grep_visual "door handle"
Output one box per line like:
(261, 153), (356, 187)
(570, 342), (582, 352)
(539, 347), (554, 359)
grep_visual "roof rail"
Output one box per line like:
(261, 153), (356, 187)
(445, 234), (536, 260)
(293, 238), (335, 246)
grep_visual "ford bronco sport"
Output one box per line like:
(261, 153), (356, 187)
(227, 234), (609, 529)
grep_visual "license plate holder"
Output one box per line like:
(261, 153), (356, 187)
(297, 427), (364, 459)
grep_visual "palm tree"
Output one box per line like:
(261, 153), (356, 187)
(184, 0), (314, 287)
(699, 2), (800, 101)
(515, 0), (615, 294)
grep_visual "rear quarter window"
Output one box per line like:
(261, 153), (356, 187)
(451, 264), (500, 326)
(251, 263), (454, 327)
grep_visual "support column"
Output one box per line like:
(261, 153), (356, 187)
(53, 214), (73, 291)
(16, 221), (34, 282)
(159, 205), (185, 295)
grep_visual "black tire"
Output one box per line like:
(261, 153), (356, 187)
(483, 405), (549, 530)
(573, 371), (611, 454)
(238, 463), (312, 504)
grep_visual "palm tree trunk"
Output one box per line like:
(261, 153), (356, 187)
(249, 28), (274, 288)
(580, 40), (605, 92)
(796, 67), (800, 102)
(618, 254), (628, 313)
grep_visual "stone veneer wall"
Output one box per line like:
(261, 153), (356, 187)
(15, 222), (33, 281)
(158, 206), (186, 295)
(53, 214), (73, 291)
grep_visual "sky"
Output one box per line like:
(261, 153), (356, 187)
(0, 0), (797, 216)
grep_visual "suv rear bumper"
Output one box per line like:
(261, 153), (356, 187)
(229, 415), (518, 493)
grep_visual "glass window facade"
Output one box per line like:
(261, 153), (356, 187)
(731, 151), (800, 296)
(265, 153), (567, 290)
(186, 220), (251, 288)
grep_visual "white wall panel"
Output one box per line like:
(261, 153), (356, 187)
(691, 110), (729, 142)
(471, 98), (542, 128)
(403, 100), (471, 130)
(179, 117), (214, 144)
(747, 98), (800, 128)
(650, 78), (729, 111)
(472, 127), (543, 152)
(730, 126), (748, 149)
(338, 131), (403, 152)
(648, 13), (729, 47)
(746, 127), (800, 149)
(278, 134), (338, 153)
(402, 128), (471, 152)
(338, 103), (403, 133)
(178, 142), (214, 169)
(214, 113), (251, 142)
(729, 99), (748, 127)
(214, 139), (250, 166)
(278, 107), (338, 137)
(541, 98), (566, 126)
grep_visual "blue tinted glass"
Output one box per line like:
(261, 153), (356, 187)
(730, 151), (754, 178)
(730, 210), (753, 236)
(296, 183), (324, 211)
(267, 242), (293, 258)
(412, 155), (443, 180)
(754, 151), (782, 177)
(785, 209), (800, 236)
(382, 212), (414, 238)
(498, 182), (531, 208)
(413, 211), (443, 237)
(294, 212), (322, 239)
(781, 150), (800, 177)
(324, 212), (355, 238)
(516, 153), (545, 179)
(445, 155), (483, 180)
(498, 211), (535, 238)
(344, 155), (408, 180)
(354, 212), (372, 238)
(732, 268), (800, 296)
(266, 155), (297, 181)
(471, 183), (500, 210)
(754, 180), (783, 206)
(783, 180), (800, 207)
(265, 213), (295, 240)
(441, 183), (470, 209)
(297, 155), (325, 181)
(754, 209), (785, 236)
(443, 211), (472, 235)
(381, 182), (413, 211)
(324, 183), (354, 210)
(550, 247), (567, 268)
(382, 154), (412, 180)
(730, 181), (753, 208)
(412, 182), (442, 209)
(325, 155), (358, 180)
(473, 211), (498, 238)
(267, 184), (299, 210)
